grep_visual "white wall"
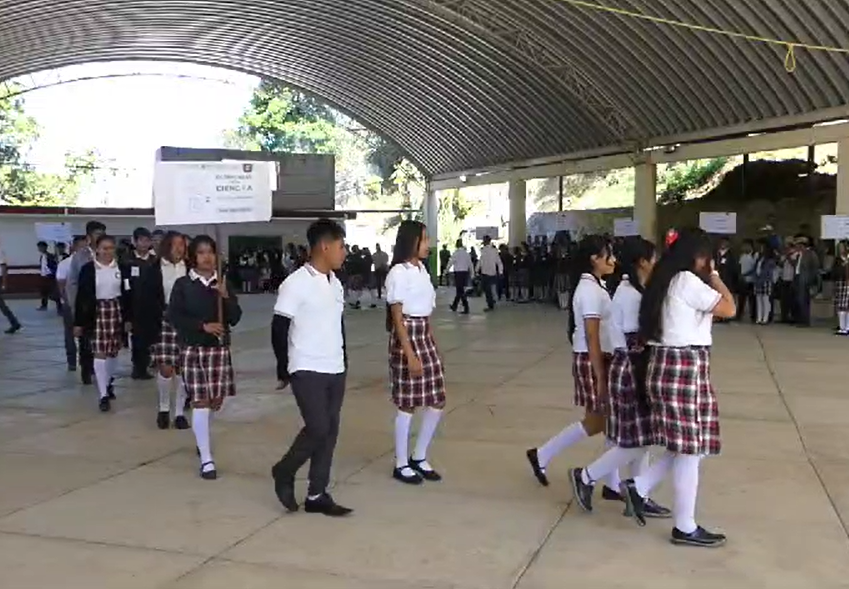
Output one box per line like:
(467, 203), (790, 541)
(0, 215), (314, 265)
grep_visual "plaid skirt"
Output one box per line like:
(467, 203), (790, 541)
(150, 318), (181, 369)
(607, 350), (657, 448)
(181, 345), (236, 411)
(754, 281), (773, 296)
(835, 281), (849, 312)
(573, 352), (610, 413)
(646, 346), (721, 456)
(92, 299), (123, 357)
(389, 316), (446, 409)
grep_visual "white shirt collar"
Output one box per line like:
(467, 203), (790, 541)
(94, 258), (117, 270)
(135, 251), (153, 260)
(304, 263), (334, 280)
(189, 269), (218, 286)
(580, 272), (608, 291)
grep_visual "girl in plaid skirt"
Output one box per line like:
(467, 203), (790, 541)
(569, 237), (671, 519)
(386, 220), (446, 486)
(834, 241), (849, 334)
(74, 234), (131, 413)
(526, 235), (616, 492)
(138, 231), (190, 430)
(754, 241), (778, 325)
(168, 235), (242, 480)
(618, 228), (737, 548)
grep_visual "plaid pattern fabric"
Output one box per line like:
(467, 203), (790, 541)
(835, 281), (849, 312)
(572, 352), (609, 413)
(754, 281), (773, 296)
(389, 316), (445, 409)
(92, 299), (123, 357)
(607, 349), (657, 448)
(646, 346), (721, 456)
(150, 318), (181, 369)
(181, 345), (236, 411)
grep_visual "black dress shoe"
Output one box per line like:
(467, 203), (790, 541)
(409, 458), (442, 482)
(200, 462), (217, 480)
(569, 468), (594, 513)
(173, 415), (189, 430)
(4, 324), (21, 334)
(270, 463), (298, 512)
(619, 479), (647, 527)
(99, 397), (111, 412)
(643, 498), (672, 519)
(393, 466), (423, 485)
(304, 493), (352, 517)
(602, 485), (624, 502)
(68, 364), (77, 372)
(526, 448), (549, 486)
(156, 411), (170, 430)
(670, 526), (727, 547)
(81, 371), (93, 385)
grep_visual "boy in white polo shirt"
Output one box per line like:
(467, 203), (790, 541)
(270, 219), (352, 517)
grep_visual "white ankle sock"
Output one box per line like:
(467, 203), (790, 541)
(584, 446), (644, 485)
(157, 375), (172, 412)
(673, 454), (701, 534)
(394, 411), (413, 470)
(633, 450), (674, 497)
(192, 408), (214, 472)
(537, 422), (588, 468)
(174, 377), (187, 417)
(412, 407), (443, 465)
(94, 358), (109, 399)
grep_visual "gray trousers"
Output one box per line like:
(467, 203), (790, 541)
(277, 371), (346, 496)
(0, 292), (20, 329)
(61, 304), (77, 367)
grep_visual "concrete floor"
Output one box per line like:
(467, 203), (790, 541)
(0, 293), (848, 588)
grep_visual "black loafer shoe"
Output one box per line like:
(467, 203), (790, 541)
(99, 397), (111, 412)
(569, 468), (594, 513)
(619, 479), (647, 527)
(526, 448), (549, 486)
(304, 493), (352, 517)
(173, 415), (189, 430)
(644, 498), (672, 519)
(602, 485), (624, 502)
(393, 466), (423, 485)
(671, 526), (726, 548)
(200, 462), (217, 480)
(270, 463), (298, 512)
(156, 411), (170, 430)
(409, 458), (442, 482)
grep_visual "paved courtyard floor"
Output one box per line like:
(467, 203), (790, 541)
(0, 292), (848, 587)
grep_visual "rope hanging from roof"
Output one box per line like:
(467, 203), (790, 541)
(560, 0), (849, 73)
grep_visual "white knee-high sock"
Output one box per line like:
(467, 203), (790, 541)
(630, 449), (652, 479)
(106, 356), (117, 381)
(174, 377), (187, 417)
(412, 407), (443, 464)
(537, 422), (588, 468)
(763, 297), (772, 323)
(583, 446), (645, 485)
(94, 358), (109, 399)
(192, 408), (214, 472)
(840, 311), (848, 332)
(394, 411), (414, 469)
(157, 375), (172, 412)
(603, 438), (621, 489)
(673, 454), (702, 534)
(633, 450), (675, 497)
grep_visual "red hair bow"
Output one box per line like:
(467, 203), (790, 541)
(665, 229), (679, 247)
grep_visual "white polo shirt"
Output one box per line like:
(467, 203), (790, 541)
(385, 262), (436, 317)
(274, 264), (345, 375)
(609, 278), (641, 351)
(571, 273), (612, 353)
(95, 260), (122, 300)
(653, 271), (721, 347)
(56, 256), (73, 282)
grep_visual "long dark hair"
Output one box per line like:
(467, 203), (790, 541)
(638, 227), (713, 343)
(385, 220), (427, 331)
(616, 237), (656, 295)
(567, 234), (611, 343)
(158, 231), (186, 263)
(188, 234), (217, 269)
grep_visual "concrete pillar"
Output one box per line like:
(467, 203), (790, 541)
(509, 179), (527, 247)
(838, 140), (849, 214)
(424, 185), (439, 280)
(634, 163), (657, 241)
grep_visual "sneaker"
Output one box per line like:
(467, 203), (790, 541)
(525, 448), (549, 486)
(304, 493), (352, 517)
(569, 468), (594, 513)
(270, 463), (298, 512)
(156, 411), (170, 430)
(670, 526), (727, 548)
(619, 479), (647, 527)
(643, 498), (672, 519)
(173, 415), (189, 430)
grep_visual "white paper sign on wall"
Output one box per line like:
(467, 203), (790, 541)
(153, 161), (274, 226)
(34, 222), (73, 244)
(699, 212), (737, 234)
(821, 215), (849, 239)
(613, 218), (639, 237)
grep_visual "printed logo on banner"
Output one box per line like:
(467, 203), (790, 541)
(243, 164), (253, 173)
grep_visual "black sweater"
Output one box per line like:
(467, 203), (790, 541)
(74, 261), (132, 332)
(167, 275), (242, 347)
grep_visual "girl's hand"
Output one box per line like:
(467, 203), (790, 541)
(218, 282), (229, 299)
(408, 355), (424, 377)
(203, 322), (225, 337)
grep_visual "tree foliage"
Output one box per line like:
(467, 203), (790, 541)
(658, 157), (729, 204)
(0, 86), (100, 206)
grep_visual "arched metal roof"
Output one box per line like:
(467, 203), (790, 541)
(3, 0), (849, 177)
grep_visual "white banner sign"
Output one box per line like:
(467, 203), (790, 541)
(475, 226), (499, 240)
(34, 222), (73, 244)
(153, 161), (274, 226)
(613, 218), (639, 237)
(821, 215), (849, 239)
(699, 212), (737, 234)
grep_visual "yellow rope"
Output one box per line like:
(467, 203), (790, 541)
(560, 0), (849, 73)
